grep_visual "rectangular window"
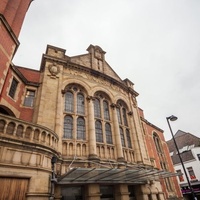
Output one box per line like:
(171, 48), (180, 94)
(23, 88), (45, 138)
(9, 78), (18, 98)
(187, 167), (196, 180)
(176, 169), (184, 182)
(24, 90), (35, 107)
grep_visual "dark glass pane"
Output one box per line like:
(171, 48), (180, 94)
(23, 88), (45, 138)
(95, 120), (103, 142)
(64, 116), (73, 138)
(65, 92), (74, 113)
(117, 107), (122, 125)
(9, 78), (18, 98)
(94, 98), (101, 118)
(126, 129), (132, 148)
(120, 128), (125, 147)
(122, 108), (128, 126)
(105, 123), (112, 144)
(24, 90), (35, 107)
(77, 117), (85, 140)
(103, 100), (110, 120)
(77, 93), (85, 115)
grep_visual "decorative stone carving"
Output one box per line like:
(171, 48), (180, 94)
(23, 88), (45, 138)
(48, 64), (60, 76)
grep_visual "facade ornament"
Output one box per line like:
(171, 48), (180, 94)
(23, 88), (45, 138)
(48, 63), (60, 76)
(86, 96), (95, 102)
(128, 111), (133, 116)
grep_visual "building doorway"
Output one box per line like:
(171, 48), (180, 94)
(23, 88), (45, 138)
(100, 185), (114, 200)
(0, 177), (29, 200)
(61, 186), (83, 200)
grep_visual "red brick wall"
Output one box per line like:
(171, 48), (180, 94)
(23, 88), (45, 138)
(0, 68), (35, 122)
(0, 0), (32, 37)
(0, 0), (32, 101)
(143, 120), (182, 198)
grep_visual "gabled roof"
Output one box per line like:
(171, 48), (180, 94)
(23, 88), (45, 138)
(167, 130), (200, 165)
(16, 66), (40, 84)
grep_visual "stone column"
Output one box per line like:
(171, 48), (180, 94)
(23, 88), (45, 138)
(85, 184), (101, 200)
(87, 96), (98, 160)
(114, 184), (130, 200)
(111, 104), (124, 162)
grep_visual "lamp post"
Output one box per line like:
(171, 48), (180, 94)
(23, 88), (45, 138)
(166, 115), (196, 200)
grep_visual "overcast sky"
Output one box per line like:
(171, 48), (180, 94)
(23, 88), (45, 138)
(13, 0), (200, 141)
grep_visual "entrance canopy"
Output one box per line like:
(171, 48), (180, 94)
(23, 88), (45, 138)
(58, 167), (178, 185)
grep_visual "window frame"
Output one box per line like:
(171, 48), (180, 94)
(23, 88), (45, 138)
(63, 115), (73, 139)
(8, 78), (19, 99)
(23, 89), (35, 107)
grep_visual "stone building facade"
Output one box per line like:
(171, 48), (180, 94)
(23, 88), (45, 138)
(0, 1), (182, 199)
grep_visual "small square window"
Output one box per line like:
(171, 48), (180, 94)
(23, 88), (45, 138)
(24, 90), (35, 107)
(9, 78), (18, 98)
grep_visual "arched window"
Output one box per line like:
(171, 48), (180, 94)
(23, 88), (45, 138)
(105, 123), (112, 144)
(103, 100), (110, 120)
(94, 98), (101, 118)
(153, 133), (162, 153)
(63, 84), (86, 141)
(94, 92), (112, 144)
(95, 120), (103, 143)
(65, 91), (74, 113)
(77, 93), (85, 115)
(117, 100), (131, 148)
(64, 116), (73, 139)
(77, 117), (85, 140)
(120, 128), (125, 147)
(126, 129), (132, 148)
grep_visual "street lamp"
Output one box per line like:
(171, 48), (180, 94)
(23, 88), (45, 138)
(166, 115), (196, 200)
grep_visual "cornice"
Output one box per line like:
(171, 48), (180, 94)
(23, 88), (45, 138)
(141, 117), (164, 133)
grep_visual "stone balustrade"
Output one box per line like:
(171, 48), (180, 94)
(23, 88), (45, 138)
(0, 114), (58, 150)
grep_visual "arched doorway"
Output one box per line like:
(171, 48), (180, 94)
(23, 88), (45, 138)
(0, 105), (15, 117)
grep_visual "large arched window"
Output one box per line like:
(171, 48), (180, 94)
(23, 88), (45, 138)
(63, 84), (86, 140)
(77, 117), (85, 140)
(95, 120), (103, 143)
(105, 123), (112, 144)
(117, 100), (132, 148)
(94, 92), (112, 144)
(64, 116), (73, 139)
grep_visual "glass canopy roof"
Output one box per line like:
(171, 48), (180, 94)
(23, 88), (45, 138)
(57, 167), (178, 185)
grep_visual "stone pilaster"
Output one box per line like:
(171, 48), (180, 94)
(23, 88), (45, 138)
(87, 96), (98, 160)
(111, 103), (124, 162)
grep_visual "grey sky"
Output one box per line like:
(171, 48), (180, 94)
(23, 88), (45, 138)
(13, 0), (200, 140)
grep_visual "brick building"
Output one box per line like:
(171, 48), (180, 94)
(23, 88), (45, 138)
(0, 1), (182, 199)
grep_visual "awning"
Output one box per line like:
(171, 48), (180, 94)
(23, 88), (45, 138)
(57, 167), (178, 185)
